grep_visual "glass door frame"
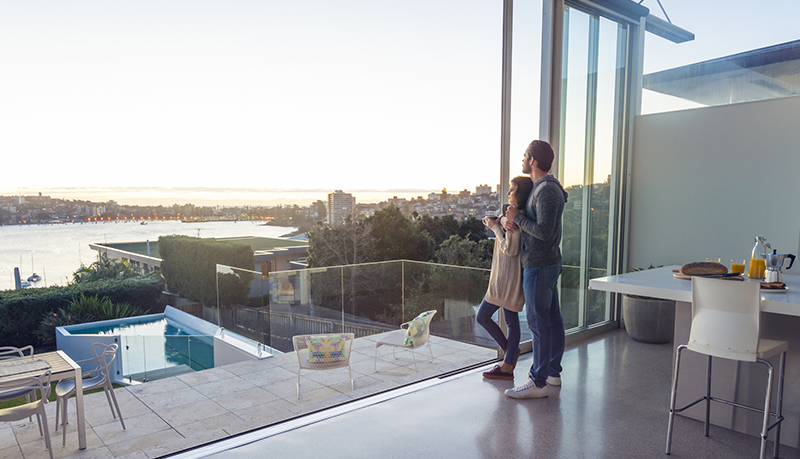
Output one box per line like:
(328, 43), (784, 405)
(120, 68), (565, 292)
(537, 0), (645, 342)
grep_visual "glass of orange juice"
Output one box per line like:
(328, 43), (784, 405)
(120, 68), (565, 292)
(730, 259), (745, 274)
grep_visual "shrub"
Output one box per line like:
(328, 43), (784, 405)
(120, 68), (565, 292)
(73, 254), (161, 283)
(35, 294), (149, 344)
(159, 235), (255, 306)
(0, 277), (165, 348)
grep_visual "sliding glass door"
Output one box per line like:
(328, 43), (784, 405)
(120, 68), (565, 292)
(558, 4), (629, 332)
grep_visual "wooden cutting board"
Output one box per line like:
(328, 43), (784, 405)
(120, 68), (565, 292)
(672, 271), (744, 281)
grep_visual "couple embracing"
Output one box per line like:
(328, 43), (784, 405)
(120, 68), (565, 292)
(478, 140), (569, 399)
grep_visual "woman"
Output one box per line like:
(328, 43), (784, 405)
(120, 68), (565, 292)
(477, 175), (533, 380)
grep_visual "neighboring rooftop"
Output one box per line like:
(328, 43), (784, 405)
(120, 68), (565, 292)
(98, 236), (308, 260)
(643, 39), (800, 105)
(216, 236), (308, 253)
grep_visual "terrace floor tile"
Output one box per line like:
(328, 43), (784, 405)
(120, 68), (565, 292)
(3, 335), (496, 458)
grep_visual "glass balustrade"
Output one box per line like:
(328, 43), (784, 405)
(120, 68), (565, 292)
(120, 334), (213, 383)
(208, 260), (497, 358)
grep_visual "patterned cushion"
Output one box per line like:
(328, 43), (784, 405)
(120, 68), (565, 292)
(404, 311), (434, 347)
(305, 335), (347, 364)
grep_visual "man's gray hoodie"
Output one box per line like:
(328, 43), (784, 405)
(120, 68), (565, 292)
(512, 174), (569, 268)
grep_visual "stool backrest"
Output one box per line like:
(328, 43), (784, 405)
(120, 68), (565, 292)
(689, 277), (761, 362)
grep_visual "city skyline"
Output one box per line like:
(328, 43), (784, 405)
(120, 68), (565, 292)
(0, 183), (502, 208)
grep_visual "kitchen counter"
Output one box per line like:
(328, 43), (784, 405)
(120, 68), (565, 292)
(589, 266), (800, 449)
(589, 265), (800, 315)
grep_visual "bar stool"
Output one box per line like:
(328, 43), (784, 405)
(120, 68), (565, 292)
(666, 277), (787, 459)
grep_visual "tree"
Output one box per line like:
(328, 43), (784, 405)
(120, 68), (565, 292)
(433, 235), (493, 269)
(366, 206), (435, 262)
(458, 215), (489, 243)
(306, 217), (375, 267)
(418, 214), (460, 246)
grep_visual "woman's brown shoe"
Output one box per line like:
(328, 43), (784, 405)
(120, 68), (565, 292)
(482, 365), (514, 380)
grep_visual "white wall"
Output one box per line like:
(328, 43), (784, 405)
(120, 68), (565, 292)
(629, 95), (800, 270)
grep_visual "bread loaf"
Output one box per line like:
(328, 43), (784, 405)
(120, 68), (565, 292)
(761, 282), (786, 290)
(680, 261), (728, 276)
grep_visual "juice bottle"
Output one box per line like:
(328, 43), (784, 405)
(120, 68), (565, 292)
(748, 258), (766, 279)
(748, 236), (769, 279)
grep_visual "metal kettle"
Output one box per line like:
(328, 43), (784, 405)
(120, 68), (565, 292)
(764, 249), (796, 283)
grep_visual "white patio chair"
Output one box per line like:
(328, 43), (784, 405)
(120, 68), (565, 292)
(55, 342), (125, 445)
(0, 370), (53, 459)
(0, 345), (38, 424)
(0, 345), (34, 360)
(292, 333), (355, 398)
(374, 310), (437, 373)
(666, 277), (787, 459)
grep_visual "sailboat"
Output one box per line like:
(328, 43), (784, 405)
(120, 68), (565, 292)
(26, 254), (41, 283)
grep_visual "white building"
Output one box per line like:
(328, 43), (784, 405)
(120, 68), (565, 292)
(326, 190), (355, 227)
(475, 184), (492, 195)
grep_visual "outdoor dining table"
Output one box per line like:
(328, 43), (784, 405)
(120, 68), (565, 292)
(0, 350), (87, 450)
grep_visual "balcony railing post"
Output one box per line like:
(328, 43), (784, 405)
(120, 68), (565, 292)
(340, 266), (345, 327)
(402, 261), (406, 322)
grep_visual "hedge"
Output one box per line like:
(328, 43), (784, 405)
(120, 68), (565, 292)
(0, 277), (165, 348)
(158, 235), (255, 306)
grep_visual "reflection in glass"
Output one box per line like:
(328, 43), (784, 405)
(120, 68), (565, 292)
(212, 260), (493, 354)
(558, 6), (626, 331)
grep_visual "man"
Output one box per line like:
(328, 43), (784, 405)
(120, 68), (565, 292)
(502, 139), (568, 399)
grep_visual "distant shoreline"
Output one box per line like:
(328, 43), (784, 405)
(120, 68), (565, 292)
(0, 187), (436, 207)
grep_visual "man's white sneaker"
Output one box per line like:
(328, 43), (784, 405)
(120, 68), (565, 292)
(504, 377), (548, 399)
(546, 376), (562, 386)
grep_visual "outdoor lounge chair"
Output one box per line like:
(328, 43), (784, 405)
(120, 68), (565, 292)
(293, 333), (355, 398)
(374, 310), (437, 373)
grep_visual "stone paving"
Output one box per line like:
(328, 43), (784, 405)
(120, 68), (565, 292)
(0, 334), (495, 459)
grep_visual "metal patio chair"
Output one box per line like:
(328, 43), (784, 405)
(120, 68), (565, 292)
(0, 370), (53, 459)
(374, 310), (437, 373)
(55, 342), (125, 445)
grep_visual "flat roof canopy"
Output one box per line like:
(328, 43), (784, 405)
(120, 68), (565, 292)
(644, 39), (800, 105)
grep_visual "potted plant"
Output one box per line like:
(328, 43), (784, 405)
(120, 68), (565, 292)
(622, 265), (675, 344)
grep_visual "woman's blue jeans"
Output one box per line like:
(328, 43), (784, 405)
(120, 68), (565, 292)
(476, 299), (520, 366)
(523, 263), (564, 387)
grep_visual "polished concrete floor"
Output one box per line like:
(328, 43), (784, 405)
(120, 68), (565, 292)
(200, 329), (800, 459)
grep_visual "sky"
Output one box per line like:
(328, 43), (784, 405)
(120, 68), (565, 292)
(1, 1), (799, 206)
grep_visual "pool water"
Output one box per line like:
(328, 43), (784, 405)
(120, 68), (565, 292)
(71, 317), (178, 336)
(70, 316), (215, 383)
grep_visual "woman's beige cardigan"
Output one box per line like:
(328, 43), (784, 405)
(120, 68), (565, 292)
(484, 224), (524, 312)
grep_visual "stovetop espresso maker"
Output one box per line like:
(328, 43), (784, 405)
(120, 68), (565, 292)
(764, 249), (796, 283)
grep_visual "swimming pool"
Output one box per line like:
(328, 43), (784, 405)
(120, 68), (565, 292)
(67, 316), (214, 382)
(57, 306), (276, 384)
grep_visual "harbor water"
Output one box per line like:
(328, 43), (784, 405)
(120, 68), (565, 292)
(0, 220), (298, 291)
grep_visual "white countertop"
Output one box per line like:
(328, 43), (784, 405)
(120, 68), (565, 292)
(589, 265), (800, 317)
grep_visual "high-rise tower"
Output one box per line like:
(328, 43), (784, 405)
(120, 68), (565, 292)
(326, 190), (355, 227)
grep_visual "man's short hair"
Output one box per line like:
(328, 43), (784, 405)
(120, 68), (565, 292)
(526, 140), (554, 172)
